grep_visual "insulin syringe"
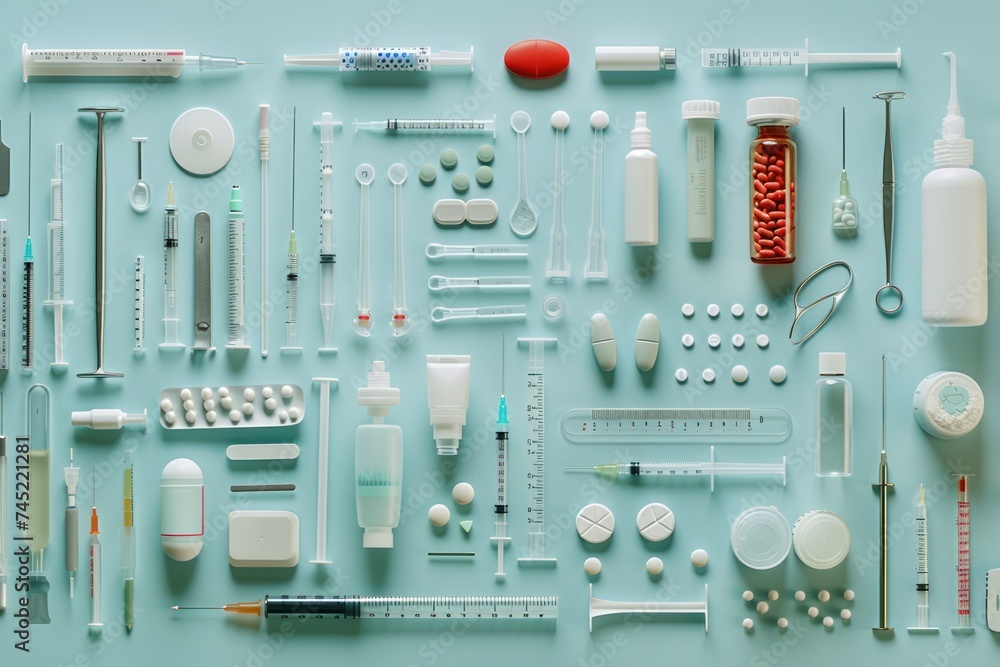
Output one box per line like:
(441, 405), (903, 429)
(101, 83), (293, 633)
(354, 116), (496, 138)
(284, 47), (473, 72)
(160, 183), (183, 350)
(566, 446), (786, 492)
(702, 39), (901, 75)
(22, 44), (256, 81)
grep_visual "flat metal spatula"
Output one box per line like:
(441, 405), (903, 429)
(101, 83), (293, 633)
(0, 120), (9, 196)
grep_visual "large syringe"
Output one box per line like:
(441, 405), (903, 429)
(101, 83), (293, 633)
(21, 44), (256, 81)
(702, 39), (901, 75)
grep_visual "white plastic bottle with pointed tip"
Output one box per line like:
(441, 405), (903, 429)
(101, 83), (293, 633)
(624, 112), (659, 246)
(921, 52), (987, 326)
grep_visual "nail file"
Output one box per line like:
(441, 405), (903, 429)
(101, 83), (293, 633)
(0, 120), (9, 196)
(192, 211), (213, 351)
(226, 444), (300, 461)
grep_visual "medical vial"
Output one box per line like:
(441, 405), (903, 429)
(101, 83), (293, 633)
(747, 97), (799, 264)
(682, 100), (720, 242)
(624, 112), (659, 246)
(814, 352), (852, 477)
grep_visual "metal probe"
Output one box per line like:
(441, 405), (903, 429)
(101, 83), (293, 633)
(872, 354), (894, 634)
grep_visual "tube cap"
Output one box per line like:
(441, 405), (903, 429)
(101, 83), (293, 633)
(682, 100), (721, 120)
(746, 97), (800, 126)
(818, 352), (846, 376)
(364, 527), (394, 549)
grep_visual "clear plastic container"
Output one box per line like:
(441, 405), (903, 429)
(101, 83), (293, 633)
(747, 97), (799, 264)
(814, 352), (852, 477)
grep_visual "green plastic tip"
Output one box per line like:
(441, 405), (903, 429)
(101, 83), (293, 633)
(497, 395), (508, 425)
(460, 520), (473, 533)
(288, 230), (297, 253)
(24, 237), (33, 261)
(592, 464), (620, 478)
(229, 185), (243, 213)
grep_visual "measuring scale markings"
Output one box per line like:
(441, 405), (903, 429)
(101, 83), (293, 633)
(562, 407), (792, 442)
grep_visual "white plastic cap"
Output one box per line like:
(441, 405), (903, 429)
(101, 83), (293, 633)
(364, 527), (394, 549)
(746, 97), (800, 127)
(682, 100), (721, 121)
(818, 352), (846, 376)
(358, 360), (400, 418)
(595, 46), (676, 71)
(935, 52), (973, 167)
(631, 112), (652, 149)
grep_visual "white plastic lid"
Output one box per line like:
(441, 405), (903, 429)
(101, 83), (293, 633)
(730, 506), (791, 570)
(364, 527), (394, 549)
(913, 371), (984, 439)
(792, 510), (851, 569)
(746, 97), (800, 127)
(682, 100), (721, 120)
(169, 107), (235, 176)
(818, 352), (846, 376)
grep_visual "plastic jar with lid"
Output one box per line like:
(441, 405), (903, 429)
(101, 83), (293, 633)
(747, 97), (799, 264)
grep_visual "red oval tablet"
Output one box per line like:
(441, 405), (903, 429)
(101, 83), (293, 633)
(504, 39), (569, 79)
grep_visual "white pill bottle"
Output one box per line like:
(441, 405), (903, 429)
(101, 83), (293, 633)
(921, 52), (987, 326)
(624, 111), (659, 245)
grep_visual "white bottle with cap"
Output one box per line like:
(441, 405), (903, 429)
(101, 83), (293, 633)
(624, 111), (659, 246)
(921, 52), (987, 327)
(682, 100), (720, 242)
(594, 46), (676, 72)
(356, 360), (403, 548)
(814, 353), (852, 477)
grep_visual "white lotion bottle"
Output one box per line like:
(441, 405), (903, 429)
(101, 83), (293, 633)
(921, 52), (987, 326)
(624, 111), (659, 246)
(356, 360), (403, 548)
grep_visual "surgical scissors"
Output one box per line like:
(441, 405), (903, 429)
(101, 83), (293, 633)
(789, 261), (853, 345)
(874, 91), (905, 315)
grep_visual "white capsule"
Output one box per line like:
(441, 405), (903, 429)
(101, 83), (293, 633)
(218, 386), (230, 398)
(164, 410), (177, 425)
(244, 388), (256, 402)
(242, 402), (254, 416)
(184, 410), (197, 424)
(203, 399), (216, 412)
(182, 399), (195, 412)
(220, 396), (233, 410)
(262, 386), (274, 399)
(201, 387), (213, 401)
(205, 410), (217, 424)
(288, 407), (301, 421)
(160, 398), (174, 412)
(264, 398), (277, 411)
(179, 388), (193, 401)
(229, 409), (242, 423)
(281, 385), (294, 399)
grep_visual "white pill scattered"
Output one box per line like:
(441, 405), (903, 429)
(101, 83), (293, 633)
(160, 398), (173, 412)
(675, 368), (689, 382)
(732, 334), (745, 348)
(577, 503), (616, 544)
(180, 388), (193, 401)
(823, 616), (834, 628)
(182, 400), (195, 412)
(185, 410), (197, 424)
(229, 409), (242, 423)
(731, 365), (749, 384)
(777, 617), (789, 629)
(681, 303), (695, 318)
(807, 607), (819, 618)
(840, 609), (851, 621)
(769, 365), (787, 383)
(731, 304), (745, 317)
(743, 618), (754, 630)
(164, 411), (177, 425)
(452, 482), (475, 505)
(743, 590), (754, 602)
(708, 333), (721, 348)
(702, 368), (716, 383)
(218, 387), (230, 398)
(584, 557), (602, 575)
(262, 386), (274, 399)
(818, 590), (830, 603)
(220, 396), (233, 410)
(278, 410), (289, 423)
(244, 388), (256, 402)
(755, 304), (769, 317)
(756, 334), (769, 348)
(287, 407), (301, 421)
(843, 590), (855, 601)
(636, 503), (674, 542)
(795, 591), (806, 602)
(757, 601), (769, 614)
(205, 410), (217, 424)
(682, 333), (695, 348)
(428, 504), (450, 527)
(242, 402), (254, 416)
(281, 385), (294, 399)
(691, 549), (709, 568)
(646, 557), (664, 576)
(768, 590), (779, 601)
(707, 303), (720, 318)
(264, 398), (277, 411)
(201, 387), (213, 401)
(203, 399), (216, 412)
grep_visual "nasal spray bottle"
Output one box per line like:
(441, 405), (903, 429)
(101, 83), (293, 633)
(355, 361), (403, 548)
(624, 112), (659, 245)
(921, 52), (987, 326)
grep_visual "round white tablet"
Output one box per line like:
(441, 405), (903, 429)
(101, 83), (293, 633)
(681, 303), (695, 317)
(818, 590), (831, 603)
(769, 365), (787, 383)
(646, 557), (664, 575)
(682, 333), (695, 348)
(201, 387), (213, 401)
(743, 590), (754, 602)
(840, 609), (852, 621)
(732, 333), (745, 348)
(731, 304), (745, 317)
(281, 385), (294, 399)
(757, 601), (769, 614)
(732, 365), (749, 384)
(583, 557), (602, 575)
(636, 503), (674, 542)
(691, 549), (709, 568)
(807, 606), (819, 618)
(707, 303), (720, 318)
(823, 616), (834, 628)
(708, 333), (721, 348)
(702, 368), (716, 383)
(795, 591), (806, 602)
(757, 334), (770, 348)
(843, 590), (855, 601)
(577, 503), (615, 544)
(755, 304), (769, 317)
(452, 482), (475, 505)
(768, 590), (779, 601)
(777, 617), (789, 629)
(675, 368), (689, 383)
(429, 504), (451, 527)
(743, 618), (754, 630)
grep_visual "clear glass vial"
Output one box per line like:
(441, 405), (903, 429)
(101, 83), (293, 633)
(815, 352), (852, 477)
(747, 97), (799, 264)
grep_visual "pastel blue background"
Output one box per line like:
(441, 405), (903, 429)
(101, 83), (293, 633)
(1, 0), (999, 664)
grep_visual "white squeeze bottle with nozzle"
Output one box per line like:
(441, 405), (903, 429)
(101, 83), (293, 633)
(624, 112), (659, 246)
(921, 52), (987, 326)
